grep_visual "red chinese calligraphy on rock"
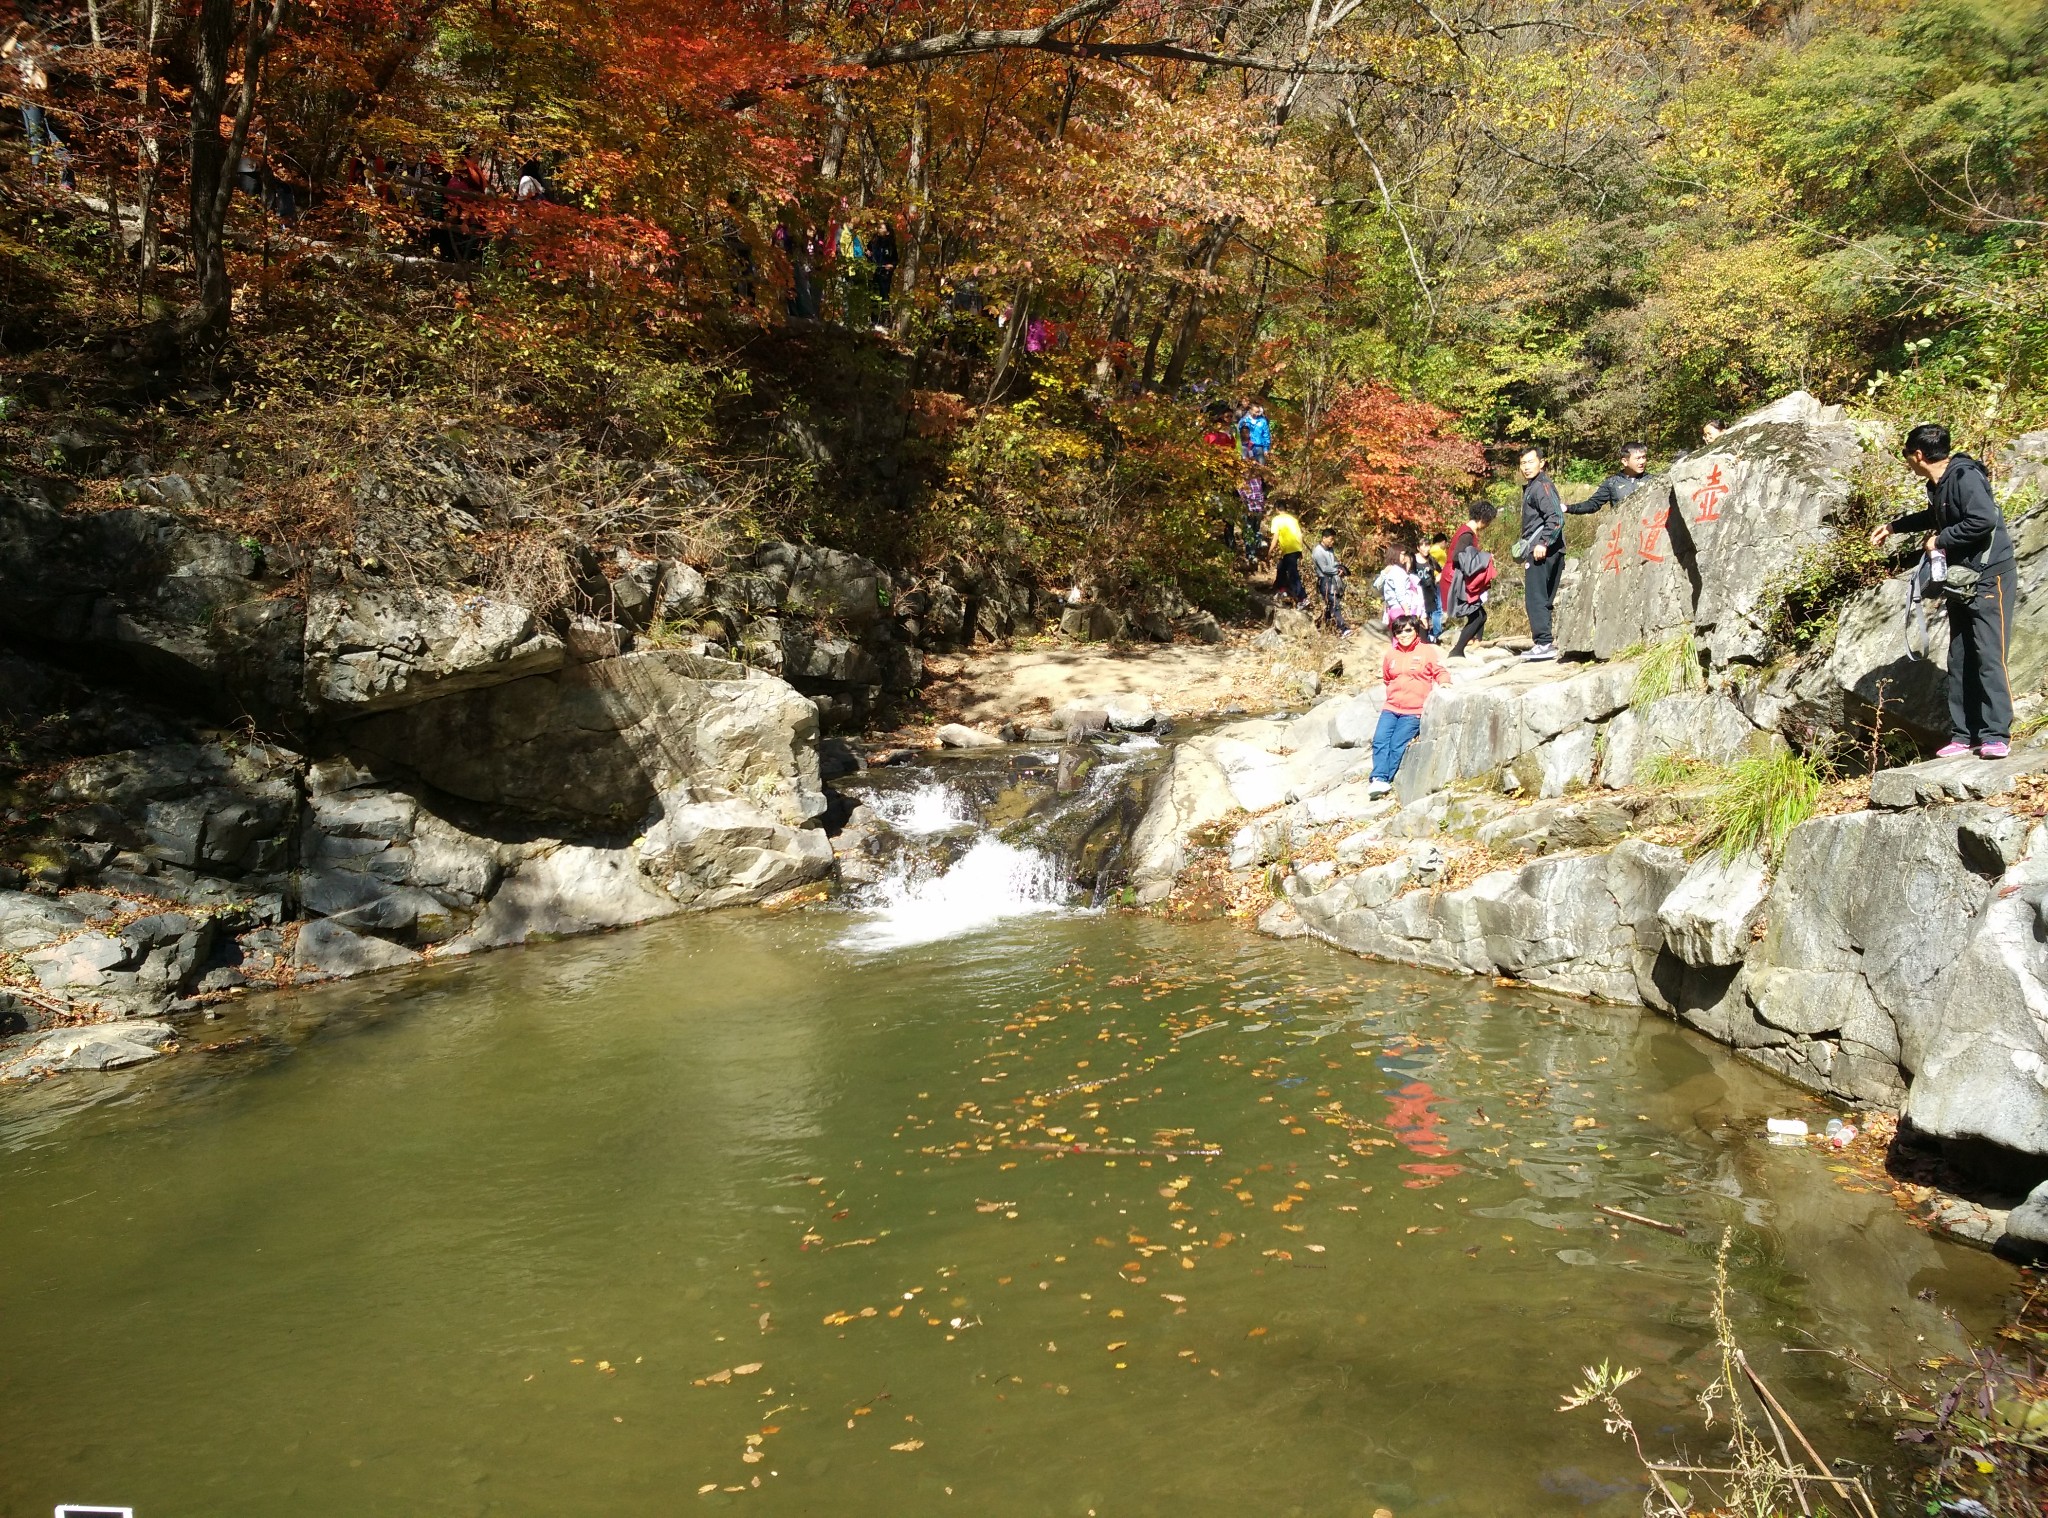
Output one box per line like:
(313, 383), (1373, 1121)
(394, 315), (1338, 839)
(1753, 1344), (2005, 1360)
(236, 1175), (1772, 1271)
(1638, 505), (1669, 562)
(1691, 466), (1730, 523)
(1601, 526), (1625, 576)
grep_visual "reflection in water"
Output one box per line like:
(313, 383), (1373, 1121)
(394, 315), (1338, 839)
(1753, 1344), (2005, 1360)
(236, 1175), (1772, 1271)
(0, 912), (2021, 1518)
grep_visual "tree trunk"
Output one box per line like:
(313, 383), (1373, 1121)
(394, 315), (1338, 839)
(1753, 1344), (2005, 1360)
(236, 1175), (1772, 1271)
(1160, 219), (1234, 394)
(136, 0), (165, 278)
(184, 0), (281, 341)
(1095, 275), (1131, 386)
(985, 283), (1032, 403)
(892, 94), (930, 338)
(818, 81), (851, 181)
(1138, 307), (1168, 390)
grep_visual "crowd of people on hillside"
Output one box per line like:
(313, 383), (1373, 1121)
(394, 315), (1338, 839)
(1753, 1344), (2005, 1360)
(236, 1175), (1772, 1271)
(1204, 403), (2018, 789)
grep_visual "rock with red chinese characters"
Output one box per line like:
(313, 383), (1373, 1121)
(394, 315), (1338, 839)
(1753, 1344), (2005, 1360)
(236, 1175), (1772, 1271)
(1555, 392), (1862, 667)
(1551, 477), (1694, 660)
(1681, 415), (1862, 665)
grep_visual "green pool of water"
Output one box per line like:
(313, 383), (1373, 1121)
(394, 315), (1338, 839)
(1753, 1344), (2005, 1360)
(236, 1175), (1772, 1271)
(0, 911), (2017, 1517)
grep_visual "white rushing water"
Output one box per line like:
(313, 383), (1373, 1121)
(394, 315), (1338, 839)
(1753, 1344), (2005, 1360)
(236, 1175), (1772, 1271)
(863, 782), (977, 835)
(845, 836), (1071, 950)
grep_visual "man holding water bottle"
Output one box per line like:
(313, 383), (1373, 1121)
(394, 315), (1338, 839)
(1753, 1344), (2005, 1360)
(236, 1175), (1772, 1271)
(1870, 423), (2016, 759)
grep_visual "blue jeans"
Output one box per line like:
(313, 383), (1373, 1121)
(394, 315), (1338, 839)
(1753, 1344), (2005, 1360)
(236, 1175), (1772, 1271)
(1370, 709), (1422, 783)
(22, 105), (73, 185)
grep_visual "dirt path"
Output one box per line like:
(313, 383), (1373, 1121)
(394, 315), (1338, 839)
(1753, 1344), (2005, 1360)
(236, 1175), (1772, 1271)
(913, 627), (1380, 731)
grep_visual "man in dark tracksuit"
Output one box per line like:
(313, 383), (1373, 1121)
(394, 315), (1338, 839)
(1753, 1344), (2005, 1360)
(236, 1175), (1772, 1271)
(1871, 422), (2016, 758)
(1517, 447), (1565, 660)
(1570, 442), (1650, 518)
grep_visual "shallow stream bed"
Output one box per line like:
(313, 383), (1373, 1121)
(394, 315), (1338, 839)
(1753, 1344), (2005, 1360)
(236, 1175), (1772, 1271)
(0, 910), (2018, 1516)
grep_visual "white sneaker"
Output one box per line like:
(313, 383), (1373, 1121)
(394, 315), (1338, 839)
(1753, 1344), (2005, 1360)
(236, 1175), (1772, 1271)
(1520, 643), (1558, 661)
(1366, 779), (1392, 798)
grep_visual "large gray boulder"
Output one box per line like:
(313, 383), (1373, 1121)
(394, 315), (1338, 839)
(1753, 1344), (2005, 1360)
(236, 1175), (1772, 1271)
(50, 740), (301, 879)
(1762, 574), (1951, 746)
(451, 844), (681, 949)
(0, 892), (88, 953)
(1550, 478), (1695, 660)
(303, 585), (565, 714)
(1284, 838), (1683, 1003)
(0, 1019), (176, 1080)
(293, 918), (422, 980)
(1598, 692), (1767, 788)
(1554, 394), (1861, 666)
(1731, 806), (2000, 1106)
(635, 799), (835, 909)
(345, 651), (826, 828)
(1904, 833), (2048, 1155)
(0, 488), (304, 722)
(1657, 850), (1769, 966)
(2003, 499), (2048, 717)
(1392, 661), (1634, 802)
(1130, 736), (1245, 903)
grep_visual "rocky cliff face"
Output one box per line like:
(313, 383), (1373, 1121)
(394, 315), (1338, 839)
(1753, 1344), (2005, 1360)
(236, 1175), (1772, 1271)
(1129, 650), (2048, 1193)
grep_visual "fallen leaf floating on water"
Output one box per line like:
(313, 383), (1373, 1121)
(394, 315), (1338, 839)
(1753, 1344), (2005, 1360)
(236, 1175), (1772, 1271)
(693, 1363), (763, 1386)
(890, 1439), (925, 1452)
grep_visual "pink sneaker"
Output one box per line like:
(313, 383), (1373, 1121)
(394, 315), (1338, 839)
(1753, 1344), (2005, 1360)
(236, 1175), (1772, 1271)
(1934, 742), (1972, 758)
(1979, 742), (2011, 759)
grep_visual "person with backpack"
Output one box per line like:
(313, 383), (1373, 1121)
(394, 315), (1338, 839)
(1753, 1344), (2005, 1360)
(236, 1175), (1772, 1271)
(1312, 530), (1353, 635)
(1515, 448), (1566, 660)
(1867, 422), (2017, 758)
(1373, 545), (1424, 629)
(1441, 502), (1499, 658)
(1366, 614), (1451, 798)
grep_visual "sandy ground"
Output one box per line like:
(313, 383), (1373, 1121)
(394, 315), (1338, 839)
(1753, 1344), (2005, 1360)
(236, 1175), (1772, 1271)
(900, 614), (1537, 739)
(911, 626), (1379, 732)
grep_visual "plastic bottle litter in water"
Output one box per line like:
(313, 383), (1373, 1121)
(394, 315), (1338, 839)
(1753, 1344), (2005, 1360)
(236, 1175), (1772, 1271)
(1826, 1117), (1858, 1149)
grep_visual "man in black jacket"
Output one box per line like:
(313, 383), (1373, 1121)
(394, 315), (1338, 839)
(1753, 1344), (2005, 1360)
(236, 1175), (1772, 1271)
(1517, 447), (1565, 660)
(1570, 442), (1649, 517)
(1868, 422), (2017, 758)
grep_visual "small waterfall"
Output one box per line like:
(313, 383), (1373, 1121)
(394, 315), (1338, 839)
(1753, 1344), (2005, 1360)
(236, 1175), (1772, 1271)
(831, 736), (1179, 948)
(844, 836), (1070, 950)
(863, 782), (977, 835)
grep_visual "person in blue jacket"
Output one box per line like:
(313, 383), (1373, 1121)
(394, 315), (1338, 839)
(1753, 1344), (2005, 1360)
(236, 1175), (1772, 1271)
(1237, 403), (1272, 462)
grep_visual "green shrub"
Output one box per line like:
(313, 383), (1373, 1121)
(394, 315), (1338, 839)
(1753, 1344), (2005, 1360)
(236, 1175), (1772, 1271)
(1699, 747), (1824, 862)
(1628, 631), (1703, 708)
(1636, 749), (1717, 788)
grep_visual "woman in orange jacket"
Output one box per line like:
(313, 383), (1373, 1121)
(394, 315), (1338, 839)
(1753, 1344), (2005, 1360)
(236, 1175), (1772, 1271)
(1367, 614), (1451, 797)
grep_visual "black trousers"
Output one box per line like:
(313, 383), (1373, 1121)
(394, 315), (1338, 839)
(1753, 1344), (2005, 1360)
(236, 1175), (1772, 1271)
(1449, 605), (1487, 657)
(1947, 559), (2017, 745)
(1524, 550), (1565, 645)
(1275, 551), (1306, 605)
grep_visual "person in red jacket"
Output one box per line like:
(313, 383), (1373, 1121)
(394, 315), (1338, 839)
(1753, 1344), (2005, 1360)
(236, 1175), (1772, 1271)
(1367, 614), (1451, 797)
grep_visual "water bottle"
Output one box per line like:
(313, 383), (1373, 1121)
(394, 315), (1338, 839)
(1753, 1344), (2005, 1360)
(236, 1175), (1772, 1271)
(1929, 548), (1947, 583)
